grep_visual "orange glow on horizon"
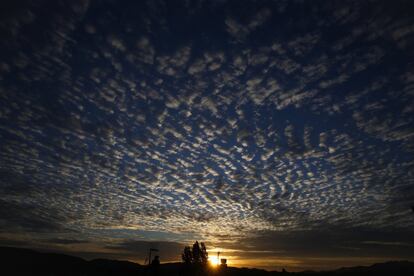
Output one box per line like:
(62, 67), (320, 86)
(208, 254), (229, 268)
(209, 257), (219, 267)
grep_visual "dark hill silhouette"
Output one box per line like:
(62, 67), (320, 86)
(1, 247), (413, 276)
(0, 247), (145, 276)
(327, 261), (414, 276)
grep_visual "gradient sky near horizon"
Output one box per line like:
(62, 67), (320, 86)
(1, 0), (414, 271)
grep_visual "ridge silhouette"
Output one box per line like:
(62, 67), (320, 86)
(1, 246), (414, 276)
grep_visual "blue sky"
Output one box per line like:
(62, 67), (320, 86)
(0, 0), (414, 271)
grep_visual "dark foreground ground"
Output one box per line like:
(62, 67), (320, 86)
(1, 247), (414, 276)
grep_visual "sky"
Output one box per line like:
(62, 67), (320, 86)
(0, 0), (414, 272)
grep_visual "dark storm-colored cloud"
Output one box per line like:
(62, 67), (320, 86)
(0, 200), (66, 233)
(233, 227), (414, 258)
(45, 238), (89, 245)
(0, 0), (414, 269)
(106, 240), (185, 261)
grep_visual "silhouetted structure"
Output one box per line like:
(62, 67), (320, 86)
(147, 248), (159, 266)
(150, 255), (160, 276)
(152, 255), (160, 266)
(220, 258), (227, 268)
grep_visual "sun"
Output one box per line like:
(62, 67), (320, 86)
(209, 257), (220, 267)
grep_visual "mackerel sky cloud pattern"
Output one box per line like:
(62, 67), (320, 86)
(0, 0), (414, 270)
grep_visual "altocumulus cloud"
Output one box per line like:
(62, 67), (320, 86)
(0, 0), (414, 270)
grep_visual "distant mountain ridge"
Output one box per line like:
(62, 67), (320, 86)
(1, 246), (413, 276)
(0, 247), (143, 276)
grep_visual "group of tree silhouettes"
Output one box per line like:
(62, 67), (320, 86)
(181, 241), (210, 275)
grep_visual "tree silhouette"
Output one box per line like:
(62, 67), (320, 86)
(181, 241), (208, 266)
(200, 242), (208, 266)
(192, 241), (201, 264)
(182, 246), (193, 265)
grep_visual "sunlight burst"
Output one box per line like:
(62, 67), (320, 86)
(209, 257), (219, 267)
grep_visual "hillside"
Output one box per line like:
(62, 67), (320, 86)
(1, 247), (413, 276)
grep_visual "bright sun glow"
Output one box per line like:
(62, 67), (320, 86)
(209, 257), (220, 266)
